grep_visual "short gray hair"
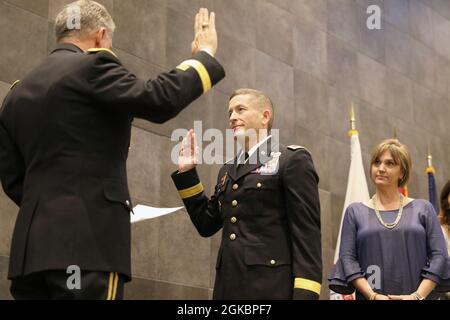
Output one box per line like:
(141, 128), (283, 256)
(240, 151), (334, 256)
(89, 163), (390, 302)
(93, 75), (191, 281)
(55, 0), (115, 43)
(229, 88), (275, 131)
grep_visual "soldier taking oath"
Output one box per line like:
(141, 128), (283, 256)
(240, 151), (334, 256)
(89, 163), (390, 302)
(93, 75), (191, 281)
(172, 88), (322, 299)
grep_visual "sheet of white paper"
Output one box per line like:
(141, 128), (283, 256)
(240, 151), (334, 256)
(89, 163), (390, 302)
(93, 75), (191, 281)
(131, 204), (184, 223)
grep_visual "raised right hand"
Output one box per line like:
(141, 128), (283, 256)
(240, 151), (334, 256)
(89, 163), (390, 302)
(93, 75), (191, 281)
(191, 8), (217, 56)
(178, 129), (199, 173)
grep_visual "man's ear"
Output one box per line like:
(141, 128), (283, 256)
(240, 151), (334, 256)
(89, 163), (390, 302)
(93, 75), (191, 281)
(262, 109), (271, 127)
(94, 27), (107, 47)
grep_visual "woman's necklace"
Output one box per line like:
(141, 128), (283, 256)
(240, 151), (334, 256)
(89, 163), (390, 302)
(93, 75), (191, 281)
(372, 193), (404, 229)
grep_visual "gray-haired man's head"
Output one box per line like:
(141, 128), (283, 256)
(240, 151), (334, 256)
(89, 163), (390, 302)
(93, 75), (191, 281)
(55, 0), (115, 46)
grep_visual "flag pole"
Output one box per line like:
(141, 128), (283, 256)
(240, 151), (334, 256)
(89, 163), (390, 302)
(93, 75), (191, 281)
(426, 144), (438, 213)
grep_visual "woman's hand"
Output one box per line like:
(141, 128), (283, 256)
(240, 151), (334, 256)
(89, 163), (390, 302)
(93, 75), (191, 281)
(374, 294), (390, 300)
(388, 294), (417, 300)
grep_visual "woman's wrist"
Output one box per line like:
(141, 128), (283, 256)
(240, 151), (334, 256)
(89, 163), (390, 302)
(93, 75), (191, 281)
(411, 291), (425, 300)
(369, 292), (379, 300)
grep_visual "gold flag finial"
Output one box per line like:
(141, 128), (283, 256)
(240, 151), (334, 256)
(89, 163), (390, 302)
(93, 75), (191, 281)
(427, 143), (433, 168)
(350, 102), (356, 130)
(348, 102), (357, 137)
(426, 143), (435, 173)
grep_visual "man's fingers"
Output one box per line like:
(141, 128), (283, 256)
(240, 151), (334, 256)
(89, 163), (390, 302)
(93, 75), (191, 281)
(194, 13), (198, 34)
(191, 131), (196, 153)
(198, 8), (203, 26)
(195, 8), (215, 32)
(181, 130), (192, 151)
(200, 8), (207, 26)
(181, 133), (187, 148)
(204, 8), (209, 25)
(180, 138), (188, 155)
(194, 146), (200, 163)
(209, 12), (216, 31)
(179, 130), (201, 167)
(194, 12), (201, 34)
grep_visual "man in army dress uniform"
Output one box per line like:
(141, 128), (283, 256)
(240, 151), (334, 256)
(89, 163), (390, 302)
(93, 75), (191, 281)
(172, 89), (322, 299)
(0, 0), (224, 299)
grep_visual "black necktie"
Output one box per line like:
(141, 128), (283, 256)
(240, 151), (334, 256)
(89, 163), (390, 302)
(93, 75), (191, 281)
(238, 152), (248, 167)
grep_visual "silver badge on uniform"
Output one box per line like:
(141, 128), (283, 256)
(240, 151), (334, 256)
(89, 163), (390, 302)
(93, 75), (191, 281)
(253, 152), (281, 175)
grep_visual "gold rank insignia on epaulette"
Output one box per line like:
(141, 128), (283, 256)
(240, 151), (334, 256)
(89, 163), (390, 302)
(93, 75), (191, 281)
(10, 80), (20, 90)
(87, 48), (118, 58)
(176, 59), (212, 94)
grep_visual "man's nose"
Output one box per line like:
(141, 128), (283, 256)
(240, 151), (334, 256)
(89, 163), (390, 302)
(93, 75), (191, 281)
(229, 110), (238, 122)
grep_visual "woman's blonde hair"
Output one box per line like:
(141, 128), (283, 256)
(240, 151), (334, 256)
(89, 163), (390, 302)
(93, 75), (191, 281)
(370, 139), (412, 187)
